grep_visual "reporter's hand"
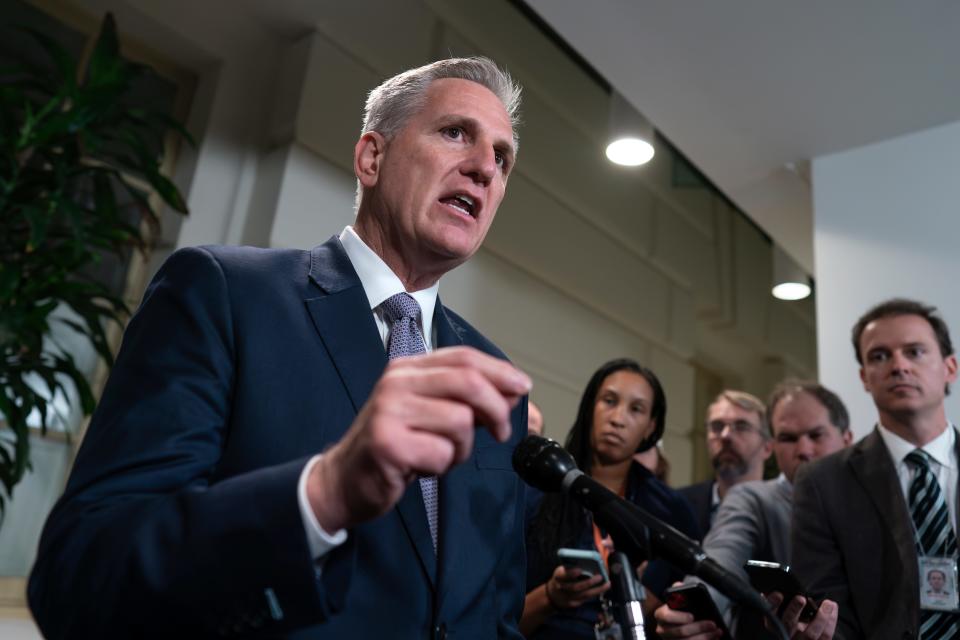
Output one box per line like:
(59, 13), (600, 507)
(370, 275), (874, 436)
(545, 564), (610, 609)
(654, 582), (724, 640)
(308, 346), (531, 531)
(766, 592), (838, 640)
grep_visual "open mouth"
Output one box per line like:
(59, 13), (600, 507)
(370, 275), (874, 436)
(440, 193), (478, 218)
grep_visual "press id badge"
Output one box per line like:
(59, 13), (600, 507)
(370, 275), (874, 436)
(919, 556), (960, 612)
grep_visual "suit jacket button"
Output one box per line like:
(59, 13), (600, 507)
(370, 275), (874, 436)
(434, 623), (447, 639)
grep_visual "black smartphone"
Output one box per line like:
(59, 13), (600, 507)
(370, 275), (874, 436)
(664, 583), (730, 637)
(556, 548), (609, 583)
(744, 560), (818, 623)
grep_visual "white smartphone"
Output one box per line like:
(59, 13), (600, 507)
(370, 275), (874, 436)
(556, 548), (609, 583)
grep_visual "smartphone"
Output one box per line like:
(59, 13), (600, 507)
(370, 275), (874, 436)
(556, 548), (609, 583)
(664, 583), (730, 637)
(744, 560), (818, 623)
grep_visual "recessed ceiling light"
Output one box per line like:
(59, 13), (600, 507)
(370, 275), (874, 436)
(772, 282), (811, 301)
(606, 91), (655, 167)
(606, 137), (655, 166)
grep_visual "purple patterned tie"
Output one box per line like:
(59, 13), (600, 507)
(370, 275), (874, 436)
(381, 292), (438, 551)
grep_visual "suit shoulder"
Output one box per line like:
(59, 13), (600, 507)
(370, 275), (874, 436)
(161, 245), (312, 293)
(187, 245), (309, 274)
(678, 480), (712, 501)
(794, 444), (856, 489)
(725, 478), (777, 502)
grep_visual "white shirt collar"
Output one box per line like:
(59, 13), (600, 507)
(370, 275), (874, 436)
(338, 226), (439, 338)
(877, 421), (956, 470)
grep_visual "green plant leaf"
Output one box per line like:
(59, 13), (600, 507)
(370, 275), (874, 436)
(54, 354), (96, 414)
(0, 11), (190, 512)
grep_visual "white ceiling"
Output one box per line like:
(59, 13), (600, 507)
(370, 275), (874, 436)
(526, 0), (960, 274)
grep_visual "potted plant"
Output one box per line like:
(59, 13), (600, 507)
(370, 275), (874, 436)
(0, 13), (192, 518)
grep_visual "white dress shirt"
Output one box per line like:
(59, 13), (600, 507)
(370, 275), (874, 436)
(877, 421), (959, 533)
(297, 226), (440, 561)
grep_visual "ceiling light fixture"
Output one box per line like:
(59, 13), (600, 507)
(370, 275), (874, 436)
(605, 90), (655, 167)
(771, 245), (812, 301)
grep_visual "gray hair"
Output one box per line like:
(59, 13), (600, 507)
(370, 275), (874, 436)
(710, 390), (771, 439)
(362, 56), (522, 149)
(355, 57), (522, 211)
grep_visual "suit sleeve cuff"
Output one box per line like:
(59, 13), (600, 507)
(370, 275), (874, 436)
(298, 454), (348, 562)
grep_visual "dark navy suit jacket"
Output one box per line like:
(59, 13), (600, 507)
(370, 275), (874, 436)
(29, 238), (527, 639)
(677, 479), (715, 541)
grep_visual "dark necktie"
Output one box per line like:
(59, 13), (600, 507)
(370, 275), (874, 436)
(381, 292), (438, 551)
(906, 449), (960, 639)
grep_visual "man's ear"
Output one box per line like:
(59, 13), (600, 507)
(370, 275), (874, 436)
(355, 131), (386, 188)
(761, 437), (774, 461)
(842, 429), (854, 447)
(859, 366), (868, 392)
(945, 354), (959, 385)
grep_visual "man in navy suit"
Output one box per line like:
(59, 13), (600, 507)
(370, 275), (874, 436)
(29, 57), (531, 639)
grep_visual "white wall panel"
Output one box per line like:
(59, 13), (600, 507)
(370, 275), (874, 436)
(814, 119), (960, 440)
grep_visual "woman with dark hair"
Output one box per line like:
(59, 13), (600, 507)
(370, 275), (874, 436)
(520, 358), (700, 639)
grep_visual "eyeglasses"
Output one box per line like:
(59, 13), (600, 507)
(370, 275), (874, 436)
(706, 420), (763, 438)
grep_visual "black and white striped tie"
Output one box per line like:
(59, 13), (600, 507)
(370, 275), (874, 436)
(907, 449), (960, 639)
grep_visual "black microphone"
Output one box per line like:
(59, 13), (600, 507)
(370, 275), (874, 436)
(513, 435), (770, 615)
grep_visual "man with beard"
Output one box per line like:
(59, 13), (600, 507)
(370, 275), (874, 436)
(678, 390), (773, 539)
(656, 380), (850, 639)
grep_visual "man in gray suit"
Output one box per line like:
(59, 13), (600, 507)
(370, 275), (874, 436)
(792, 299), (960, 640)
(655, 380), (849, 639)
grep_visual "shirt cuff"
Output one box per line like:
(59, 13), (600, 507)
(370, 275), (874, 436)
(298, 454), (349, 563)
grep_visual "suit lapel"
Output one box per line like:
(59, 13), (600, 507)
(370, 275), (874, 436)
(434, 304), (475, 605)
(849, 429), (918, 590)
(392, 303), (469, 589)
(304, 238), (386, 414)
(304, 237), (438, 585)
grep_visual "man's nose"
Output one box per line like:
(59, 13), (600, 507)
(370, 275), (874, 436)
(462, 145), (497, 185)
(889, 350), (913, 374)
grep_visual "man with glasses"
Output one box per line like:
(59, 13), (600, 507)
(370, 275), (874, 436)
(678, 390), (773, 539)
(656, 380), (849, 639)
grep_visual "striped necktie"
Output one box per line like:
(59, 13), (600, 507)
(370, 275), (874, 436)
(381, 292), (438, 552)
(906, 449), (960, 639)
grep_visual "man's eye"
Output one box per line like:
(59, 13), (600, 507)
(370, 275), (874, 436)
(495, 151), (505, 167)
(733, 421), (754, 433)
(443, 126), (463, 139)
(868, 352), (888, 363)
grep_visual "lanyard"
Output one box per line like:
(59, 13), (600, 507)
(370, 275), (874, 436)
(591, 479), (626, 568)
